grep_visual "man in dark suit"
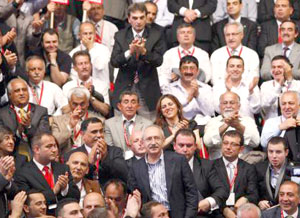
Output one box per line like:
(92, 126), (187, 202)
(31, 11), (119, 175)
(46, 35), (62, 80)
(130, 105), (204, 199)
(64, 117), (128, 186)
(14, 133), (80, 214)
(256, 136), (290, 211)
(213, 130), (258, 218)
(173, 129), (228, 218)
(212, 0), (257, 52)
(128, 125), (198, 218)
(0, 78), (50, 159)
(262, 181), (300, 218)
(167, 0), (217, 53)
(110, 3), (166, 121)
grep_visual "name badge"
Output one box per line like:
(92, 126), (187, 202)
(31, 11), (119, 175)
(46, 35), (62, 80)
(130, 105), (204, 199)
(226, 192), (235, 206)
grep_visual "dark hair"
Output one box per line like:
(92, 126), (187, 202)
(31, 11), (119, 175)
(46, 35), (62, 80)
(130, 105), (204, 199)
(81, 117), (103, 133)
(128, 3), (147, 16)
(176, 23), (195, 34)
(72, 50), (91, 66)
(141, 201), (164, 218)
(155, 94), (187, 127)
(179, 55), (199, 69)
(104, 179), (127, 198)
(31, 133), (56, 148)
(0, 125), (13, 143)
(56, 198), (79, 217)
(281, 20), (298, 33)
(42, 28), (59, 41)
(25, 190), (45, 206)
(271, 55), (293, 68)
(118, 90), (139, 103)
(222, 130), (244, 146)
(226, 55), (244, 67)
(174, 129), (196, 143)
(267, 136), (288, 150)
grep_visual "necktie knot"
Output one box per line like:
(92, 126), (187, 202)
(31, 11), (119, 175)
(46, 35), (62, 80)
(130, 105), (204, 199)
(283, 47), (290, 57)
(231, 49), (237, 55)
(227, 163), (235, 169)
(43, 165), (49, 172)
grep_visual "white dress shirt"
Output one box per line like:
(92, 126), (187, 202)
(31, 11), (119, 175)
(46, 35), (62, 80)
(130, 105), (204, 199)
(69, 43), (111, 85)
(153, 0), (174, 27)
(283, 208), (298, 218)
(203, 115), (260, 160)
(210, 45), (260, 84)
(28, 80), (68, 115)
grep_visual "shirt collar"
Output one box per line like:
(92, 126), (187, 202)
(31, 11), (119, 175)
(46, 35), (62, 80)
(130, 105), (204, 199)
(77, 77), (92, 85)
(33, 158), (51, 172)
(188, 156), (194, 171)
(84, 144), (92, 154)
(222, 157), (238, 168)
(283, 207), (298, 218)
(145, 150), (164, 165)
(179, 45), (194, 53)
(282, 42), (294, 50)
(29, 80), (43, 88)
(228, 44), (242, 53)
(228, 16), (241, 23)
(14, 104), (29, 112)
(132, 28), (144, 38)
(122, 114), (136, 123)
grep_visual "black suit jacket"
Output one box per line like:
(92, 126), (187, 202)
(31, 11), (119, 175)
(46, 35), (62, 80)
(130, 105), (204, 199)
(284, 126), (300, 161)
(193, 156), (229, 210)
(15, 161), (80, 206)
(211, 17), (257, 52)
(0, 103), (50, 144)
(110, 25), (165, 111)
(255, 160), (289, 204)
(128, 151), (198, 218)
(168, 0), (216, 45)
(64, 145), (128, 186)
(213, 158), (258, 204)
(262, 205), (300, 218)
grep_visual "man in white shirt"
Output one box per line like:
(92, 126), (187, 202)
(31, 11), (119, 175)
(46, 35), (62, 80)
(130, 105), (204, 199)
(163, 55), (214, 124)
(210, 22), (259, 85)
(63, 50), (110, 119)
(204, 91), (260, 159)
(261, 55), (300, 120)
(261, 20), (300, 80)
(159, 23), (211, 89)
(26, 55), (67, 115)
(213, 55), (260, 119)
(69, 22), (110, 86)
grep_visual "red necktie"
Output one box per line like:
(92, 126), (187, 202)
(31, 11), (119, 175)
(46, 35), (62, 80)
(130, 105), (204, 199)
(43, 166), (54, 189)
(278, 27), (282, 43)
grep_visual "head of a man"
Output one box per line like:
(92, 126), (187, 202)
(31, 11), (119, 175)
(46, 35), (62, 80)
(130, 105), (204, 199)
(227, 0), (242, 19)
(224, 22), (244, 50)
(54, 3), (67, 18)
(42, 29), (59, 54)
(0, 126), (15, 156)
(23, 191), (47, 218)
(67, 152), (89, 183)
(7, 78), (29, 108)
(104, 179), (127, 215)
(72, 50), (92, 82)
(221, 130), (244, 162)
(143, 125), (165, 158)
(26, 56), (46, 85)
(145, 1), (158, 24)
(179, 55), (199, 84)
(271, 55), (292, 81)
(32, 133), (58, 166)
(274, 0), (293, 22)
(173, 129), (197, 161)
(280, 20), (298, 46)
(57, 198), (83, 218)
(117, 91), (140, 120)
(267, 137), (288, 170)
(79, 22), (96, 43)
(219, 91), (241, 116)
(81, 117), (104, 148)
(280, 91), (299, 119)
(176, 23), (196, 48)
(88, 3), (105, 23)
(128, 3), (147, 33)
(141, 201), (170, 218)
(236, 203), (261, 218)
(226, 56), (244, 82)
(83, 192), (106, 218)
(279, 181), (300, 215)
(129, 130), (146, 158)
(68, 87), (90, 119)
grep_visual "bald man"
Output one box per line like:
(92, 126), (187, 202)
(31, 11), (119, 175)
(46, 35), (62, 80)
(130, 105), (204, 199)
(83, 192), (105, 218)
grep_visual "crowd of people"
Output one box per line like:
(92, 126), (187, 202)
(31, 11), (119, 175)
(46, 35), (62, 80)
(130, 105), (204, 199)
(1, 0), (300, 217)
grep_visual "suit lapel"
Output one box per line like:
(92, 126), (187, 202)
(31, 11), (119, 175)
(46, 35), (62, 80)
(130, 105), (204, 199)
(140, 159), (151, 199)
(164, 153), (175, 199)
(29, 161), (52, 189)
(289, 43), (300, 63)
(234, 159), (243, 192)
(217, 158), (230, 189)
(193, 158), (201, 191)
(116, 116), (126, 151)
(7, 106), (18, 131)
(126, 27), (134, 47)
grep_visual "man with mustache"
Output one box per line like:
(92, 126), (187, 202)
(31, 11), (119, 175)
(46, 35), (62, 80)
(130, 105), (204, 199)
(163, 55), (214, 124)
(128, 124), (198, 218)
(261, 20), (300, 80)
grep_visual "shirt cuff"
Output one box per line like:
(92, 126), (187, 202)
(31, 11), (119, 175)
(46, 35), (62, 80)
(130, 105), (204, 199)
(61, 184), (69, 196)
(124, 50), (131, 60)
(194, 9), (201, 17)
(179, 7), (188, 16)
(206, 197), (218, 210)
(0, 72), (3, 82)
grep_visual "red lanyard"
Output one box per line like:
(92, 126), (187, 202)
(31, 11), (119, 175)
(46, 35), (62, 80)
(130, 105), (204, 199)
(227, 166), (238, 191)
(30, 82), (44, 105)
(95, 22), (104, 44)
(177, 47), (195, 59)
(123, 122), (135, 147)
(10, 104), (31, 123)
(226, 46), (243, 57)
